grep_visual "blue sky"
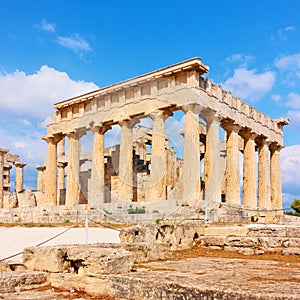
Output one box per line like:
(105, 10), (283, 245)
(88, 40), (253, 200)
(0, 0), (299, 208)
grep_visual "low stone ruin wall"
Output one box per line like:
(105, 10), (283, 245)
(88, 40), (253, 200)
(120, 222), (300, 255)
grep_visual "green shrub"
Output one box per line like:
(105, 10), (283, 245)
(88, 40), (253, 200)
(127, 205), (146, 214)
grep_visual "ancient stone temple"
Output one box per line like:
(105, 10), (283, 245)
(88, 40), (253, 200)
(39, 57), (288, 216)
(0, 148), (26, 208)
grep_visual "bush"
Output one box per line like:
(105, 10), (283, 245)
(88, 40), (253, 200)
(285, 199), (300, 217)
(127, 205), (146, 214)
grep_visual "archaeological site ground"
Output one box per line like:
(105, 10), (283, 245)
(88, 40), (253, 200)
(0, 58), (299, 299)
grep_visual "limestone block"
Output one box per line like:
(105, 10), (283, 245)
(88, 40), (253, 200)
(122, 242), (171, 263)
(8, 192), (18, 208)
(0, 261), (11, 272)
(203, 226), (248, 237)
(23, 246), (67, 272)
(226, 237), (258, 248)
(281, 238), (300, 248)
(0, 272), (49, 293)
(282, 248), (300, 256)
(238, 248), (255, 255)
(286, 227), (300, 238)
(257, 237), (282, 249)
(50, 273), (112, 296)
(66, 246), (134, 275)
(18, 189), (37, 208)
(247, 226), (286, 237)
(198, 236), (226, 248)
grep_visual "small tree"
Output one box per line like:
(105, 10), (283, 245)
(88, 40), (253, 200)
(290, 199), (300, 217)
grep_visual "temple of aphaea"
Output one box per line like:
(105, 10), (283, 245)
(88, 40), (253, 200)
(0, 58), (289, 217)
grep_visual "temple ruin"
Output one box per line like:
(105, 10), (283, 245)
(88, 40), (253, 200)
(0, 57), (289, 221)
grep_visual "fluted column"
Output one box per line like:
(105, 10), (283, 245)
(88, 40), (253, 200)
(240, 129), (257, 208)
(257, 137), (271, 209)
(222, 121), (241, 205)
(149, 110), (172, 200)
(36, 165), (46, 192)
(0, 148), (8, 208)
(57, 162), (67, 205)
(270, 143), (283, 210)
(182, 106), (200, 202)
(90, 125), (110, 206)
(202, 109), (221, 205)
(66, 130), (84, 206)
(43, 135), (63, 206)
(118, 119), (139, 202)
(15, 162), (26, 192)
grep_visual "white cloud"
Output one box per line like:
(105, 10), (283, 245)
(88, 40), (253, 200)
(271, 94), (282, 103)
(41, 19), (56, 32)
(225, 53), (254, 67)
(281, 145), (300, 199)
(0, 65), (98, 119)
(222, 68), (276, 101)
(286, 92), (300, 109)
(287, 110), (300, 130)
(57, 34), (92, 53)
(275, 53), (300, 81)
(271, 26), (296, 41)
(18, 118), (32, 126)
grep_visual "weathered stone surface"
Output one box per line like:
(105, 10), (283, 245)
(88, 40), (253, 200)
(23, 246), (67, 272)
(50, 273), (112, 296)
(226, 236), (258, 248)
(198, 236), (226, 248)
(282, 248), (300, 256)
(286, 227), (300, 238)
(0, 271), (49, 293)
(120, 222), (204, 250)
(247, 226), (286, 237)
(203, 225), (248, 237)
(0, 261), (11, 272)
(122, 242), (171, 263)
(66, 246), (134, 275)
(257, 237), (282, 249)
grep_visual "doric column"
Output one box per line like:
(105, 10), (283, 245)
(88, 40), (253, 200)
(57, 162), (67, 204)
(0, 148), (8, 208)
(66, 130), (85, 206)
(182, 106), (200, 202)
(270, 143), (283, 210)
(257, 136), (271, 209)
(240, 129), (257, 208)
(118, 119), (139, 202)
(59, 138), (65, 156)
(202, 109), (221, 205)
(43, 134), (63, 206)
(15, 162), (26, 193)
(90, 125), (110, 206)
(149, 110), (172, 200)
(36, 165), (46, 192)
(222, 120), (241, 205)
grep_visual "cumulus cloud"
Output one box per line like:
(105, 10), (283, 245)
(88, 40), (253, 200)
(225, 53), (255, 68)
(281, 145), (300, 198)
(275, 53), (300, 83)
(57, 34), (92, 53)
(41, 19), (56, 32)
(271, 26), (296, 41)
(287, 110), (300, 130)
(222, 68), (276, 101)
(286, 92), (300, 109)
(0, 66), (98, 119)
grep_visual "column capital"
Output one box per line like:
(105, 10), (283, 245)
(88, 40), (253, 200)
(67, 128), (86, 139)
(57, 161), (68, 168)
(269, 142), (283, 151)
(42, 133), (64, 144)
(149, 109), (173, 122)
(201, 109), (221, 124)
(118, 118), (140, 129)
(36, 165), (46, 172)
(221, 119), (241, 133)
(0, 148), (9, 156)
(255, 135), (271, 147)
(90, 123), (111, 134)
(239, 128), (257, 140)
(14, 162), (26, 168)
